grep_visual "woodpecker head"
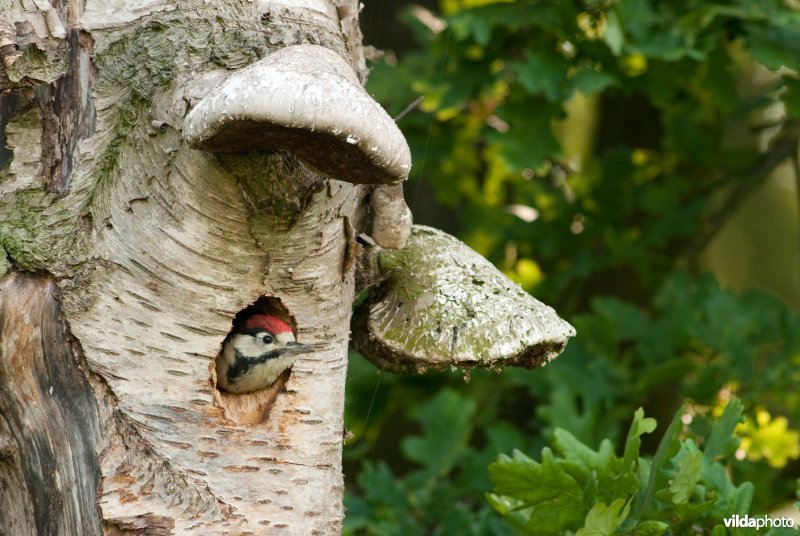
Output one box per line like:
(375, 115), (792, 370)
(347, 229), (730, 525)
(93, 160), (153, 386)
(216, 313), (313, 394)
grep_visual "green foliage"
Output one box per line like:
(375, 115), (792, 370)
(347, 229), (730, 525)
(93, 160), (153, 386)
(367, 0), (800, 306)
(488, 403), (756, 534)
(346, 0), (800, 533)
(345, 270), (800, 532)
(344, 386), (521, 535)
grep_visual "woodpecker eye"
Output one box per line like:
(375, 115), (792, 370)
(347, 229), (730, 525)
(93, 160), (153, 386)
(261, 334), (273, 344)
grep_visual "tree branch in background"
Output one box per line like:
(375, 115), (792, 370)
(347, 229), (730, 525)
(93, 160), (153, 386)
(393, 95), (424, 122)
(792, 147), (800, 288)
(684, 120), (800, 263)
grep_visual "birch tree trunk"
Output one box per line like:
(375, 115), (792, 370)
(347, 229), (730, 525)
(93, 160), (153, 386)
(1, 1), (375, 533)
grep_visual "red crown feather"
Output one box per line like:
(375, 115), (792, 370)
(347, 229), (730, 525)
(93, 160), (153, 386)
(243, 314), (293, 334)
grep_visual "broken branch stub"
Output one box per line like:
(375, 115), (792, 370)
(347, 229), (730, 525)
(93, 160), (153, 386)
(371, 184), (412, 249)
(183, 44), (411, 185)
(352, 226), (576, 373)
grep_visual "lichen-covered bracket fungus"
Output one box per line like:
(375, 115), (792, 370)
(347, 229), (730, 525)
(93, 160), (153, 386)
(352, 226), (576, 373)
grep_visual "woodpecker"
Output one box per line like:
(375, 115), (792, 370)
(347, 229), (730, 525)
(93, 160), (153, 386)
(216, 314), (313, 393)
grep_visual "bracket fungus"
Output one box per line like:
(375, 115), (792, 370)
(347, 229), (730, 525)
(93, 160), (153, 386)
(184, 44), (411, 185)
(352, 226), (576, 373)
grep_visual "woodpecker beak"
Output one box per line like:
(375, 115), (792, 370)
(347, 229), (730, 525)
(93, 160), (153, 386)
(280, 341), (314, 356)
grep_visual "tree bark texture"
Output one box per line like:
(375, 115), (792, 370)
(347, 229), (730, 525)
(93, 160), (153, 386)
(1, 0), (368, 533)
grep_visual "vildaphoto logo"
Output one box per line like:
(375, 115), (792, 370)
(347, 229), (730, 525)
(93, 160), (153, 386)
(723, 514), (797, 529)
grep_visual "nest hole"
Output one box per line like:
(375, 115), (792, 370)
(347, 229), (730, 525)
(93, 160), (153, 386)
(212, 295), (298, 425)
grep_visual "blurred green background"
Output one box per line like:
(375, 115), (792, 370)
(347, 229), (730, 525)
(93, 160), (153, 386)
(345, 1), (800, 533)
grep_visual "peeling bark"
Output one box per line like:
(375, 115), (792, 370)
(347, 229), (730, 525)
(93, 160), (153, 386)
(0, 273), (102, 536)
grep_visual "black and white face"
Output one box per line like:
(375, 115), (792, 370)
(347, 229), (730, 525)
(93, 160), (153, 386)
(216, 326), (313, 394)
(231, 329), (298, 360)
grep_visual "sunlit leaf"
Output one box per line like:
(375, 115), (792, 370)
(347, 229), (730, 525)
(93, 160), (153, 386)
(575, 499), (630, 536)
(669, 450), (702, 504)
(569, 68), (619, 96)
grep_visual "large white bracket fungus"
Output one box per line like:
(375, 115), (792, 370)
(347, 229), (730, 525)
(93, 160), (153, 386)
(184, 44), (411, 185)
(352, 226), (576, 373)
